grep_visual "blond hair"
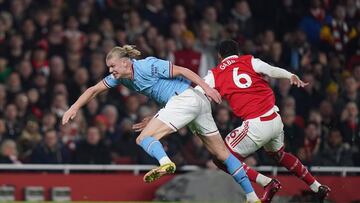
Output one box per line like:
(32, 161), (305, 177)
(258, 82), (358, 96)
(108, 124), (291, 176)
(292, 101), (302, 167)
(1, 139), (17, 156)
(106, 45), (141, 61)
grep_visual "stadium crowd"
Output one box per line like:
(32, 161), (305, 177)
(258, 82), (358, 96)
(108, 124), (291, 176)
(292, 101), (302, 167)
(0, 0), (359, 168)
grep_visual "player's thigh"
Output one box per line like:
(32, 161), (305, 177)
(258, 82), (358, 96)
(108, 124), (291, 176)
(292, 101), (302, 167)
(137, 117), (175, 143)
(188, 89), (218, 136)
(197, 131), (230, 162)
(225, 122), (260, 158)
(263, 129), (284, 152)
(156, 90), (200, 132)
(263, 116), (285, 152)
(188, 112), (219, 137)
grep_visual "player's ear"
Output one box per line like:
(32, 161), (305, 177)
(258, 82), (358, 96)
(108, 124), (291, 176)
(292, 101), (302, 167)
(217, 53), (223, 62)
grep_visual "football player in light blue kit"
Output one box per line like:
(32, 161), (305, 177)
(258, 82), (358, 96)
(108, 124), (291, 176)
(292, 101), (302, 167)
(62, 45), (261, 203)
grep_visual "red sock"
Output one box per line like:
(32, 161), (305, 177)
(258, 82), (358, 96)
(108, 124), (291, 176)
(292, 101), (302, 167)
(213, 158), (259, 183)
(279, 152), (315, 185)
(243, 164), (260, 183)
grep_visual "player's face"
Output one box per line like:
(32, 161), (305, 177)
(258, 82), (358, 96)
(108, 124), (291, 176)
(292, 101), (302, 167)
(106, 57), (131, 79)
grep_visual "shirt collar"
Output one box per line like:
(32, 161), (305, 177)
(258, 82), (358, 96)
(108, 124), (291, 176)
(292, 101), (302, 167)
(221, 55), (238, 62)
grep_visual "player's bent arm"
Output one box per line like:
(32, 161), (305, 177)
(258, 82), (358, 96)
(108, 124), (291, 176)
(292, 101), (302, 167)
(70, 80), (108, 111)
(194, 71), (215, 93)
(172, 65), (221, 103)
(252, 57), (293, 79)
(62, 81), (108, 125)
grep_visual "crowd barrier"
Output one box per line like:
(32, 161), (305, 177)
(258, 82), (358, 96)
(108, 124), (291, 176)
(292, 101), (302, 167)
(0, 164), (359, 202)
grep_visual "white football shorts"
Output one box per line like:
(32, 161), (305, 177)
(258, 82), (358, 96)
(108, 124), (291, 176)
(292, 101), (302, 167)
(225, 107), (284, 158)
(156, 87), (219, 136)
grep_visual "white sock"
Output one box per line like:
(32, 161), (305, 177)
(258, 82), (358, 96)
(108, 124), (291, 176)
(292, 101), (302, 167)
(159, 156), (172, 165)
(246, 191), (260, 203)
(310, 180), (321, 192)
(256, 173), (272, 187)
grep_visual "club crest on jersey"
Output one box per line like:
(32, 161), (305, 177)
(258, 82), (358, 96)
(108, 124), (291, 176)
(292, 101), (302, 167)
(220, 59), (236, 70)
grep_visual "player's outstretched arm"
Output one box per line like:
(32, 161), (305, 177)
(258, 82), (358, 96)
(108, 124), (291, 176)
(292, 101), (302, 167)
(290, 74), (309, 88)
(62, 81), (108, 125)
(172, 65), (222, 104)
(252, 57), (308, 87)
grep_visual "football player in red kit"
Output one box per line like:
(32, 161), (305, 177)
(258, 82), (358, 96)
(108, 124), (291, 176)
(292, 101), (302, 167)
(202, 40), (331, 203)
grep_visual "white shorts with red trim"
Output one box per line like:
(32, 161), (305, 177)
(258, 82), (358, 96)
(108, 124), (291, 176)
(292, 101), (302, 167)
(156, 87), (219, 136)
(225, 107), (284, 157)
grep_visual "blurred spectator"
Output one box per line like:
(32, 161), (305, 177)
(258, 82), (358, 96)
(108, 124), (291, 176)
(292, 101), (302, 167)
(201, 6), (222, 41)
(181, 135), (211, 167)
(7, 33), (24, 68)
(142, 0), (169, 33)
(41, 112), (57, 133)
(292, 72), (323, 118)
(0, 139), (21, 164)
(297, 122), (322, 165)
(0, 57), (11, 83)
(6, 72), (22, 101)
(339, 76), (360, 109)
(214, 105), (233, 138)
(74, 126), (111, 164)
(101, 104), (121, 144)
(194, 22), (217, 76)
(16, 60), (33, 90)
(173, 30), (206, 76)
(126, 10), (147, 43)
(299, 0), (332, 44)
(50, 93), (68, 118)
(229, 0), (256, 39)
(320, 4), (357, 52)
(111, 118), (137, 164)
(0, 119), (6, 144)
(17, 119), (41, 161)
(282, 107), (304, 155)
(49, 56), (66, 85)
(31, 129), (71, 164)
(0, 84), (6, 113)
(14, 93), (30, 124)
(315, 129), (353, 166)
(4, 104), (23, 140)
(340, 102), (359, 145)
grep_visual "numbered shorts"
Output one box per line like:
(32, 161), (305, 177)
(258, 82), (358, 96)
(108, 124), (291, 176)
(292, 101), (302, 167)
(224, 110), (284, 158)
(156, 87), (219, 136)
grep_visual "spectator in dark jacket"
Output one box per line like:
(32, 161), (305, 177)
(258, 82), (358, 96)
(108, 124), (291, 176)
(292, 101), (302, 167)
(31, 130), (71, 164)
(74, 126), (111, 164)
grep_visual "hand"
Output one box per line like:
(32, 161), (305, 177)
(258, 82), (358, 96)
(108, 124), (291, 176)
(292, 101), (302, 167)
(132, 116), (152, 132)
(62, 107), (78, 125)
(204, 87), (222, 104)
(290, 74), (308, 88)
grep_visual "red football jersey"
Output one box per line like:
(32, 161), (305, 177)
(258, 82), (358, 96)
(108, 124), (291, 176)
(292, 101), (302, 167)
(212, 55), (275, 120)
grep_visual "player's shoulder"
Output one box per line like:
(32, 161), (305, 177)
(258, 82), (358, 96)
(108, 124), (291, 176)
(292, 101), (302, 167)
(238, 54), (254, 61)
(137, 56), (157, 63)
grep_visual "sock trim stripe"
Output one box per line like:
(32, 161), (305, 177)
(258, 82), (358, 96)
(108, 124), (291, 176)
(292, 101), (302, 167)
(147, 140), (160, 152)
(300, 167), (308, 179)
(232, 166), (244, 176)
(290, 158), (299, 171)
(279, 151), (285, 162)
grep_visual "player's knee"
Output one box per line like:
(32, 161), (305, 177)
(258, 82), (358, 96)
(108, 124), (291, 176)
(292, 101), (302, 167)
(135, 135), (145, 145)
(212, 149), (231, 162)
(267, 148), (285, 162)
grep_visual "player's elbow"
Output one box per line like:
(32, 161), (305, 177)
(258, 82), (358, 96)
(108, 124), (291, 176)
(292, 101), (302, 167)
(173, 65), (189, 77)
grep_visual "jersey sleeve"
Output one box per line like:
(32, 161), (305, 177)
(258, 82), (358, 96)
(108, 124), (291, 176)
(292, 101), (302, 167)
(103, 74), (122, 88)
(152, 57), (173, 78)
(251, 57), (293, 79)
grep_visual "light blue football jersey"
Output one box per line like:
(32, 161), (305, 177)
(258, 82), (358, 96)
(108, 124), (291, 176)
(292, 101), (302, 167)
(103, 57), (191, 106)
